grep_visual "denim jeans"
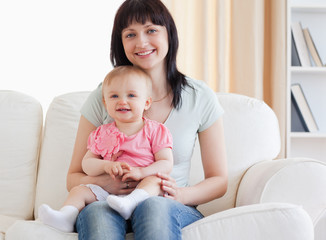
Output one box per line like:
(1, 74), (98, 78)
(76, 196), (203, 240)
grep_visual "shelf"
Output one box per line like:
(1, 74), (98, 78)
(292, 5), (326, 13)
(291, 132), (326, 138)
(291, 67), (326, 73)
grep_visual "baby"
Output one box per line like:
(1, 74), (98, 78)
(38, 66), (173, 232)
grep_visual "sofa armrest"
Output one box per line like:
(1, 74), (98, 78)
(314, 207), (326, 240)
(236, 158), (326, 239)
(182, 203), (313, 240)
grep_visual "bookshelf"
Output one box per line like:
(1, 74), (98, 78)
(287, 0), (326, 162)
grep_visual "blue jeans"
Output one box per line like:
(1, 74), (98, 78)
(76, 196), (203, 240)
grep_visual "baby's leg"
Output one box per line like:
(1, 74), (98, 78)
(136, 175), (163, 196)
(38, 185), (97, 232)
(64, 184), (98, 210)
(107, 176), (161, 220)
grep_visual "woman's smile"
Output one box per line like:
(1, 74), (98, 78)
(136, 49), (156, 56)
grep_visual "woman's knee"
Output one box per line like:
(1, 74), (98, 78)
(133, 197), (178, 222)
(132, 197), (182, 239)
(77, 201), (105, 224)
(78, 201), (121, 220)
(77, 201), (127, 240)
(133, 196), (203, 229)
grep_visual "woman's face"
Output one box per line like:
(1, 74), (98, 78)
(121, 21), (169, 72)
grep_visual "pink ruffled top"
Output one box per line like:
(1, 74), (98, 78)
(87, 118), (172, 167)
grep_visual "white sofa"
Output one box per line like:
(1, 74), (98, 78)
(1, 90), (325, 240)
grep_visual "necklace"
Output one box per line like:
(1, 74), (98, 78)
(153, 91), (171, 102)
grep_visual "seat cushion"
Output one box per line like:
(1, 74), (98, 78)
(0, 215), (21, 238)
(6, 220), (77, 240)
(6, 204), (313, 240)
(5, 219), (134, 240)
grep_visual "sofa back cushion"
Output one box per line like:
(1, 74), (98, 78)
(189, 93), (281, 216)
(34, 92), (90, 216)
(0, 91), (42, 220)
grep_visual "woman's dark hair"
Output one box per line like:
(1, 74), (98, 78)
(110, 0), (189, 109)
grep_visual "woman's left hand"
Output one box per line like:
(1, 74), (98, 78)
(157, 172), (183, 203)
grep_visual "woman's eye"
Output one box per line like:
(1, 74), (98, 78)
(125, 33), (135, 38)
(148, 29), (157, 34)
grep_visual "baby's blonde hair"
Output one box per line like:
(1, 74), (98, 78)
(102, 66), (152, 98)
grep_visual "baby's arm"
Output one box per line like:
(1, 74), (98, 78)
(82, 150), (130, 177)
(122, 147), (173, 182)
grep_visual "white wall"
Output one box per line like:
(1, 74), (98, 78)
(0, 0), (124, 111)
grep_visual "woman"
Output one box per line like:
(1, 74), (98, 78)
(67, 0), (228, 239)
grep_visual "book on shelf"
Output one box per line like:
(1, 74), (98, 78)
(291, 22), (312, 67)
(302, 28), (324, 67)
(291, 84), (318, 132)
(291, 96), (307, 132)
(291, 31), (301, 66)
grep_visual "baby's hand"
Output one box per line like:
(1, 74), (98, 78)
(122, 167), (142, 182)
(105, 162), (131, 179)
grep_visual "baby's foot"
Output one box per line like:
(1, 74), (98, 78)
(107, 195), (135, 220)
(38, 204), (78, 232)
(107, 189), (150, 220)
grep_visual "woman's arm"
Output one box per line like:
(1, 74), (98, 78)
(160, 118), (228, 206)
(67, 116), (135, 194)
(67, 116), (96, 190)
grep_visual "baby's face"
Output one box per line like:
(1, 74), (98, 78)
(103, 73), (151, 123)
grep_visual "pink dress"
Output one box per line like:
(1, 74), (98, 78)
(87, 118), (173, 167)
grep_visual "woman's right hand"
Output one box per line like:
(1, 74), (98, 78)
(97, 173), (138, 195)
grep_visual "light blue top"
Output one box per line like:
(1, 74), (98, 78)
(81, 77), (224, 187)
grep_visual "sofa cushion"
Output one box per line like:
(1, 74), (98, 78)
(34, 92), (90, 216)
(5, 220), (134, 240)
(6, 220), (77, 240)
(189, 93), (281, 216)
(0, 90), (42, 221)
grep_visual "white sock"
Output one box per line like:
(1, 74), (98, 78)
(38, 204), (79, 232)
(107, 189), (150, 220)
